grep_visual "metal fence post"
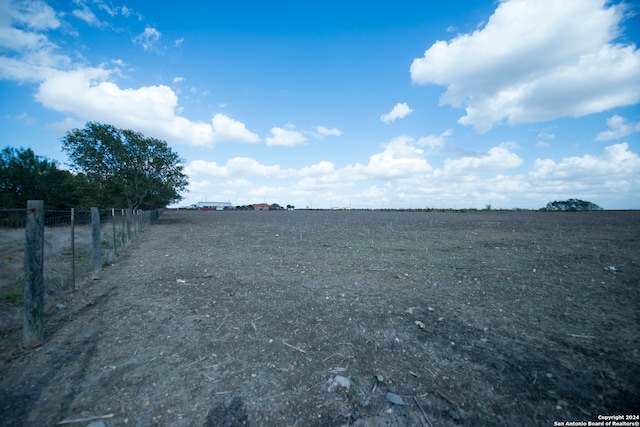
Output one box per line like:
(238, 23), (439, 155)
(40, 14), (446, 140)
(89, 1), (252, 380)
(91, 207), (102, 272)
(24, 200), (44, 347)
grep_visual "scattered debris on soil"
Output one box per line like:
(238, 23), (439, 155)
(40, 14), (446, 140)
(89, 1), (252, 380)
(1, 209), (639, 426)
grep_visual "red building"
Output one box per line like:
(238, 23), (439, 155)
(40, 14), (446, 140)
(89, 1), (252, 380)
(252, 204), (271, 210)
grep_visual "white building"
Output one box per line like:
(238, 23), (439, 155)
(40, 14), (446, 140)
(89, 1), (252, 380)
(197, 201), (234, 210)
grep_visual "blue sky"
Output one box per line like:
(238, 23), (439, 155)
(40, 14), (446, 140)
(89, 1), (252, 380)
(1, 0), (639, 209)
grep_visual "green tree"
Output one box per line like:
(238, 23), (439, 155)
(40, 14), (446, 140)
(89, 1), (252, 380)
(0, 146), (78, 209)
(61, 122), (189, 210)
(545, 199), (603, 211)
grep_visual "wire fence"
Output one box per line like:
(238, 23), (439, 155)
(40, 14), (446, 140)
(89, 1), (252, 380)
(0, 204), (162, 345)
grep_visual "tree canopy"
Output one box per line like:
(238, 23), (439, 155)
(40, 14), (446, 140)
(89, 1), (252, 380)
(0, 146), (78, 209)
(545, 199), (603, 211)
(61, 122), (188, 210)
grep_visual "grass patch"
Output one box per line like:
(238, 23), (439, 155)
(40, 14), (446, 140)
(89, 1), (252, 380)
(0, 289), (23, 305)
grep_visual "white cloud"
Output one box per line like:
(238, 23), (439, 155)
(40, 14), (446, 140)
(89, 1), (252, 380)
(45, 116), (85, 133)
(222, 178), (253, 188)
(0, 1), (68, 81)
(310, 125), (341, 139)
(226, 157), (282, 177)
(211, 113), (260, 144)
(512, 142), (640, 202)
(410, 0), (640, 132)
(380, 102), (413, 124)
(535, 129), (555, 147)
(416, 129), (452, 151)
(174, 37), (184, 47)
(92, 1), (133, 18)
(186, 158), (282, 179)
(3, 0), (61, 31)
(119, 5), (132, 17)
(393, 142), (638, 208)
(72, 6), (101, 26)
(595, 115), (640, 141)
(300, 161), (335, 175)
(94, 1), (115, 17)
(297, 170), (347, 192)
(172, 76), (184, 83)
(358, 184), (391, 201)
(265, 126), (307, 147)
(353, 136), (431, 179)
(442, 143), (523, 174)
(185, 160), (223, 178)
(538, 130), (555, 140)
(4, 110), (35, 125)
(530, 143), (640, 181)
(0, 26), (51, 54)
(34, 66), (216, 146)
(178, 141), (640, 209)
(134, 27), (161, 51)
(0, 49), (71, 82)
(1, 4), (259, 149)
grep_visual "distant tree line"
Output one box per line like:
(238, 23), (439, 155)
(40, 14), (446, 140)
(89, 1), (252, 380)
(1, 122), (188, 211)
(544, 199), (603, 211)
(1, 146), (79, 210)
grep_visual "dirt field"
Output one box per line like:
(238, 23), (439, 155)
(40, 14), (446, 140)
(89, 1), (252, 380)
(1, 209), (639, 426)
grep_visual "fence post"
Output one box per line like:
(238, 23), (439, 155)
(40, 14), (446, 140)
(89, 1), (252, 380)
(91, 207), (102, 272)
(24, 200), (44, 347)
(112, 209), (117, 256)
(125, 209), (131, 243)
(71, 208), (76, 290)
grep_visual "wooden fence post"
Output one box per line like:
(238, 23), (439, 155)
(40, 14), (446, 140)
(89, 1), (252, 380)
(24, 200), (44, 347)
(125, 209), (131, 243)
(121, 210), (125, 247)
(112, 209), (117, 256)
(91, 207), (102, 272)
(71, 208), (76, 290)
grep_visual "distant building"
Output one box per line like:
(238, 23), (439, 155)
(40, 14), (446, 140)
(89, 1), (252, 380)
(197, 201), (234, 210)
(252, 203), (271, 210)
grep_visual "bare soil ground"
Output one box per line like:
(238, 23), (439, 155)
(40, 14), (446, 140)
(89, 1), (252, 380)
(1, 209), (639, 426)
